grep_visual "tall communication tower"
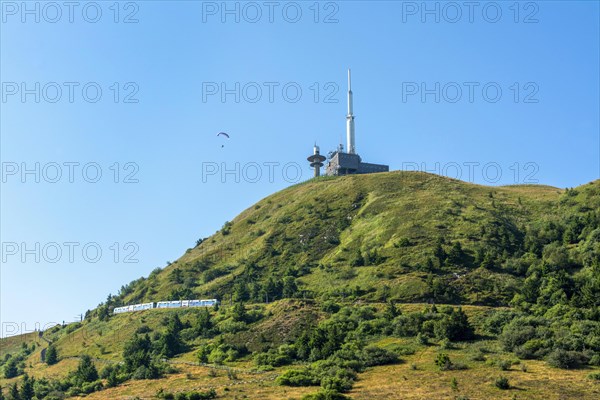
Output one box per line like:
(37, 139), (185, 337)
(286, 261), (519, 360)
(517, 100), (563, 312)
(346, 69), (356, 154)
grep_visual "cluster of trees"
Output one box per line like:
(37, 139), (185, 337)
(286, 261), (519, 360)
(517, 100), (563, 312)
(231, 276), (299, 304)
(490, 312), (600, 369)
(119, 314), (190, 378)
(1, 374), (34, 400)
(245, 303), (471, 398)
(2, 355), (102, 399)
(350, 248), (385, 267)
(390, 305), (474, 342)
(228, 262), (303, 304)
(275, 343), (399, 397)
(1, 342), (35, 379)
(264, 306), (406, 397)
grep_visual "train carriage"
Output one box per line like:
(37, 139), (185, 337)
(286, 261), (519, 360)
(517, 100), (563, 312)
(132, 302), (154, 312)
(201, 299), (218, 307)
(115, 298), (218, 314)
(189, 300), (202, 307)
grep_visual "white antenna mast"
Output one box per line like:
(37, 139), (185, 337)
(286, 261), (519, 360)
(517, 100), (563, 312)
(346, 69), (356, 154)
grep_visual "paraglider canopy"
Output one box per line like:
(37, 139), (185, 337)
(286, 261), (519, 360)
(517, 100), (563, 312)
(217, 132), (230, 148)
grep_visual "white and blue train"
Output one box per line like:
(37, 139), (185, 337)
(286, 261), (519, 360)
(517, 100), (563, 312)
(113, 299), (218, 314)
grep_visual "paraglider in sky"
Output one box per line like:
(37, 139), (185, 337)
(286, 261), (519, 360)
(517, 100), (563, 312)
(217, 132), (229, 147)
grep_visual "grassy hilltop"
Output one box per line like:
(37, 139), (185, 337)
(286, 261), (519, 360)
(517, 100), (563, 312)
(108, 171), (596, 308)
(1, 171), (599, 399)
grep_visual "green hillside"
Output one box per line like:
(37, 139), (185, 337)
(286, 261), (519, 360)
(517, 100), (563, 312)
(1, 171), (599, 400)
(105, 171), (597, 309)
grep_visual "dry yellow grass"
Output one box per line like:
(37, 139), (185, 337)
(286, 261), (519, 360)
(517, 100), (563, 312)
(3, 335), (600, 399)
(0, 358), (79, 388)
(0, 331), (40, 358)
(72, 364), (315, 400)
(351, 346), (600, 400)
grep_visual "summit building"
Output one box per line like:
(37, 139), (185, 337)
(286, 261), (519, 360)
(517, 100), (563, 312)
(309, 70), (389, 177)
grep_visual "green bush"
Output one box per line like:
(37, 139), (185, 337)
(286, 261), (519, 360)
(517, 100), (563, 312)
(99, 364), (116, 379)
(80, 380), (103, 394)
(547, 349), (587, 369)
(494, 376), (510, 390)
(165, 389), (218, 400)
(45, 345), (58, 365)
(497, 359), (512, 371)
(435, 353), (452, 371)
(302, 389), (350, 400)
(107, 370), (121, 388)
(132, 366), (151, 380)
(276, 369), (319, 386)
(470, 350), (486, 362)
(321, 301), (341, 314)
(588, 372), (600, 380)
(254, 349), (292, 367)
(3, 358), (19, 378)
(499, 319), (538, 351)
(359, 346), (399, 367)
(416, 333), (429, 345)
(320, 375), (353, 393)
(207, 348), (227, 365)
(135, 325), (152, 334)
(433, 352), (467, 371)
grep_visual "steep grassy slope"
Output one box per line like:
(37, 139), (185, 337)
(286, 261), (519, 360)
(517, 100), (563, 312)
(0, 332), (42, 359)
(111, 171), (575, 309)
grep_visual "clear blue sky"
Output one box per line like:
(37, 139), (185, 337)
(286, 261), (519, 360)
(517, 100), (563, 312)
(1, 1), (599, 336)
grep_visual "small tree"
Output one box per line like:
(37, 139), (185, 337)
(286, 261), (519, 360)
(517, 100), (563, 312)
(451, 377), (458, 391)
(435, 353), (452, 371)
(193, 308), (214, 338)
(433, 240), (446, 266)
(123, 334), (152, 373)
(547, 349), (586, 369)
(107, 369), (119, 388)
(231, 302), (247, 323)
(494, 376), (510, 390)
(74, 355), (98, 384)
(282, 276), (298, 298)
(3, 358), (18, 378)
(232, 282), (250, 302)
(158, 329), (182, 358)
(45, 345), (58, 365)
(384, 301), (399, 319)
(19, 374), (34, 400)
(350, 249), (365, 267)
(8, 383), (19, 400)
(446, 242), (464, 265)
(97, 305), (110, 322)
